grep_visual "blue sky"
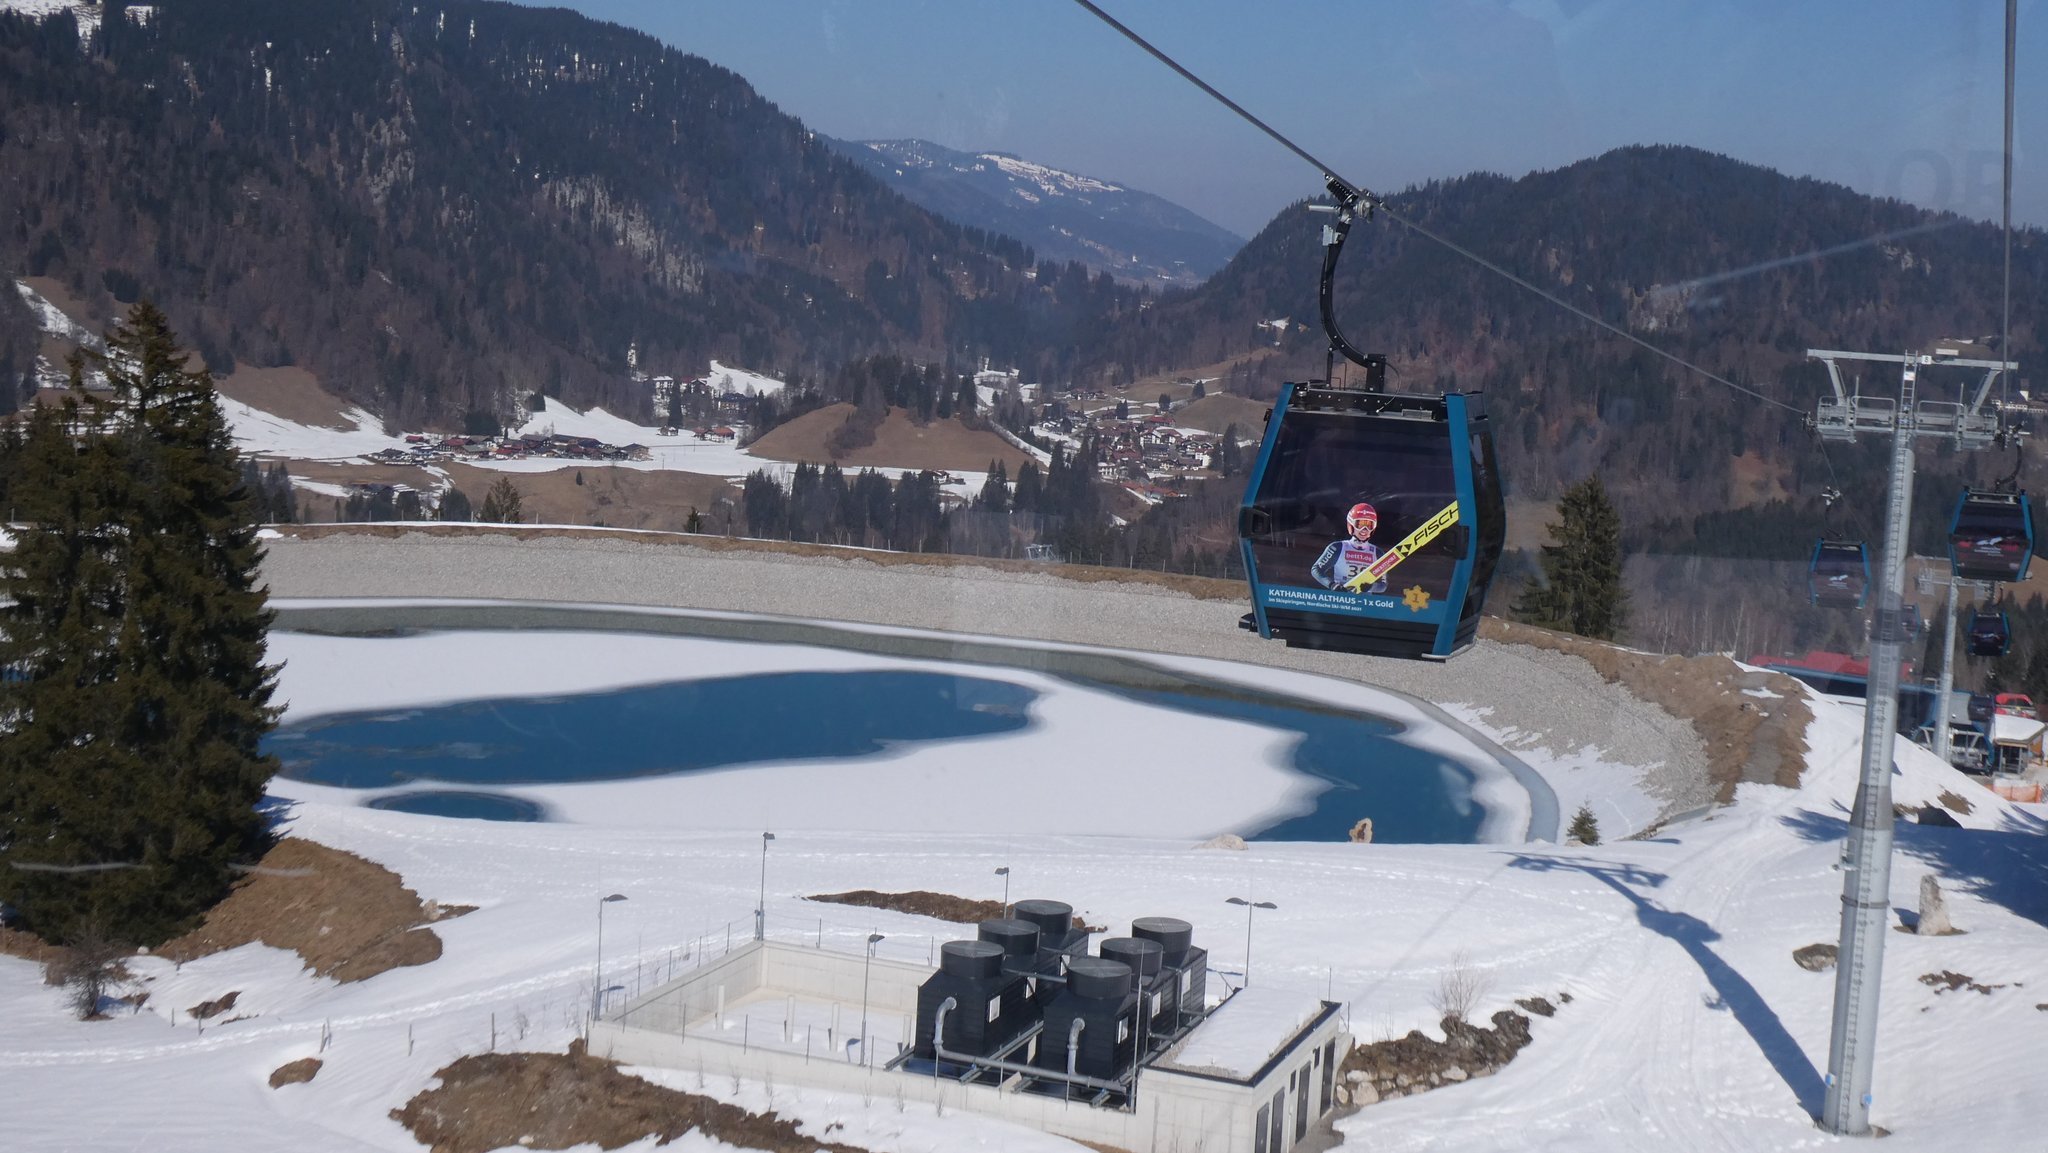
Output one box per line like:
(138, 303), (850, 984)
(539, 0), (2045, 239)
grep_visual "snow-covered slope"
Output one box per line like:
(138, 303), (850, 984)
(705, 359), (785, 396)
(3, 601), (2043, 1152)
(221, 397), (413, 461)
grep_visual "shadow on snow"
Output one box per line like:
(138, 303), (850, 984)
(1779, 804), (2048, 932)
(1503, 853), (1825, 1119)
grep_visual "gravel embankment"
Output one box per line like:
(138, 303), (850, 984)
(260, 529), (1716, 825)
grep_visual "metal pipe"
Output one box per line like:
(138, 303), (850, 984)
(930, 997), (1129, 1094)
(1822, 355), (1918, 1136)
(1067, 1016), (1086, 1082)
(1934, 577), (1959, 764)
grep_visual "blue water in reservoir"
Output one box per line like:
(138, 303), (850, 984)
(268, 667), (1480, 842)
(270, 670), (1035, 787)
(365, 791), (548, 821)
(1071, 680), (1482, 843)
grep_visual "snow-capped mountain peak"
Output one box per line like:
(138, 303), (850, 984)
(840, 137), (1242, 288)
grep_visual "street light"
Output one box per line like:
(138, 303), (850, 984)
(755, 831), (776, 941)
(994, 866), (1010, 918)
(1224, 896), (1277, 987)
(594, 893), (628, 1015)
(859, 932), (885, 1066)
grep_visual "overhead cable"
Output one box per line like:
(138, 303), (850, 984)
(1069, 0), (1807, 415)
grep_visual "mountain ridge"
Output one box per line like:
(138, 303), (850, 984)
(827, 136), (1244, 288)
(0, 0), (1146, 426)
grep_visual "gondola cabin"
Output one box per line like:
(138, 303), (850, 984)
(1969, 609), (2012, 658)
(1238, 384), (1505, 660)
(1948, 489), (2035, 584)
(1808, 541), (1870, 609)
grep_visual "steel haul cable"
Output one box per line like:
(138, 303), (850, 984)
(1068, 0), (1807, 416)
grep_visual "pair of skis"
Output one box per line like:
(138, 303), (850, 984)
(1341, 501), (1459, 593)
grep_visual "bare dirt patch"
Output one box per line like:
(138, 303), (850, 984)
(1339, 1005), (1553, 1107)
(1480, 618), (1812, 799)
(749, 404), (1031, 474)
(22, 275), (103, 334)
(289, 460), (443, 489)
(1170, 393), (1268, 437)
(1936, 789), (1976, 815)
(391, 1041), (870, 1153)
(189, 989), (240, 1020)
(214, 364), (357, 430)
(1726, 451), (1794, 507)
(271, 523), (1249, 600)
(269, 1057), (324, 1088)
(1127, 350), (1283, 396)
(440, 463), (741, 534)
(157, 837), (464, 982)
(808, 890), (1104, 932)
(809, 889), (1003, 924)
(1920, 970), (2004, 996)
(1793, 943), (1839, 972)
(0, 926), (69, 967)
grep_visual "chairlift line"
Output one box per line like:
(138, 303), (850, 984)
(1066, 0), (1806, 416)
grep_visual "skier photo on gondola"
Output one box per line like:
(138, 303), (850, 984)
(1312, 501), (1388, 593)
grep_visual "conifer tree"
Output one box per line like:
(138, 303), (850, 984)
(0, 304), (279, 946)
(1515, 475), (1629, 641)
(1568, 804), (1602, 845)
(480, 476), (525, 523)
(439, 486), (474, 522)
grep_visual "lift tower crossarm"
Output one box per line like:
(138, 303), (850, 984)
(1809, 349), (2017, 449)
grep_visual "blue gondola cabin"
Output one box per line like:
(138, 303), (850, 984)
(1238, 385), (1505, 661)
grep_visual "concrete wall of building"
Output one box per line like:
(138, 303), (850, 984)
(592, 942), (1349, 1152)
(591, 1014), (1349, 1151)
(610, 942), (934, 1038)
(761, 941), (927, 1015)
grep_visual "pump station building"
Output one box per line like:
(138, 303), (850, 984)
(590, 899), (1348, 1152)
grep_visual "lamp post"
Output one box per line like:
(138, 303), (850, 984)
(755, 831), (776, 941)
(994, 866), (1010, 918)
(593, 893), (628, 1015)
(1224, 896), (1277, 987)
(859, 932), (885, 1066)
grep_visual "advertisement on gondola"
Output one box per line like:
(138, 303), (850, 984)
(1241, 412), (1464, 623)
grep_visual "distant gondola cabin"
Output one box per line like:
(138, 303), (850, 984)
(1808, 541), (1869, 609)
(1948, 490), (2035, 584)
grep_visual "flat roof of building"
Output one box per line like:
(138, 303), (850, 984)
(1153, 987), (1330, 1082)
(1993, 714), (2045, 745)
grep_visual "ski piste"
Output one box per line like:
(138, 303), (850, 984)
(1343, 501), (1460, 592)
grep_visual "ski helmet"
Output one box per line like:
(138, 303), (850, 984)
(1346, 502), (1378, 534)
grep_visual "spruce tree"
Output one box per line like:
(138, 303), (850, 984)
(1568, 804), (1602, 845)
(439, 486), (474, 522)
(480, 476), (525, 523)
(0, 305), (279, 946)
(1515, 475), (1629, 641)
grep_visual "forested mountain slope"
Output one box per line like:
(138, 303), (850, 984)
(1093, 146), (2045, 518)
(0, 0), (1143, 426)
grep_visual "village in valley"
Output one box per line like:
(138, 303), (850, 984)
(284, 346), (1263, 524)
